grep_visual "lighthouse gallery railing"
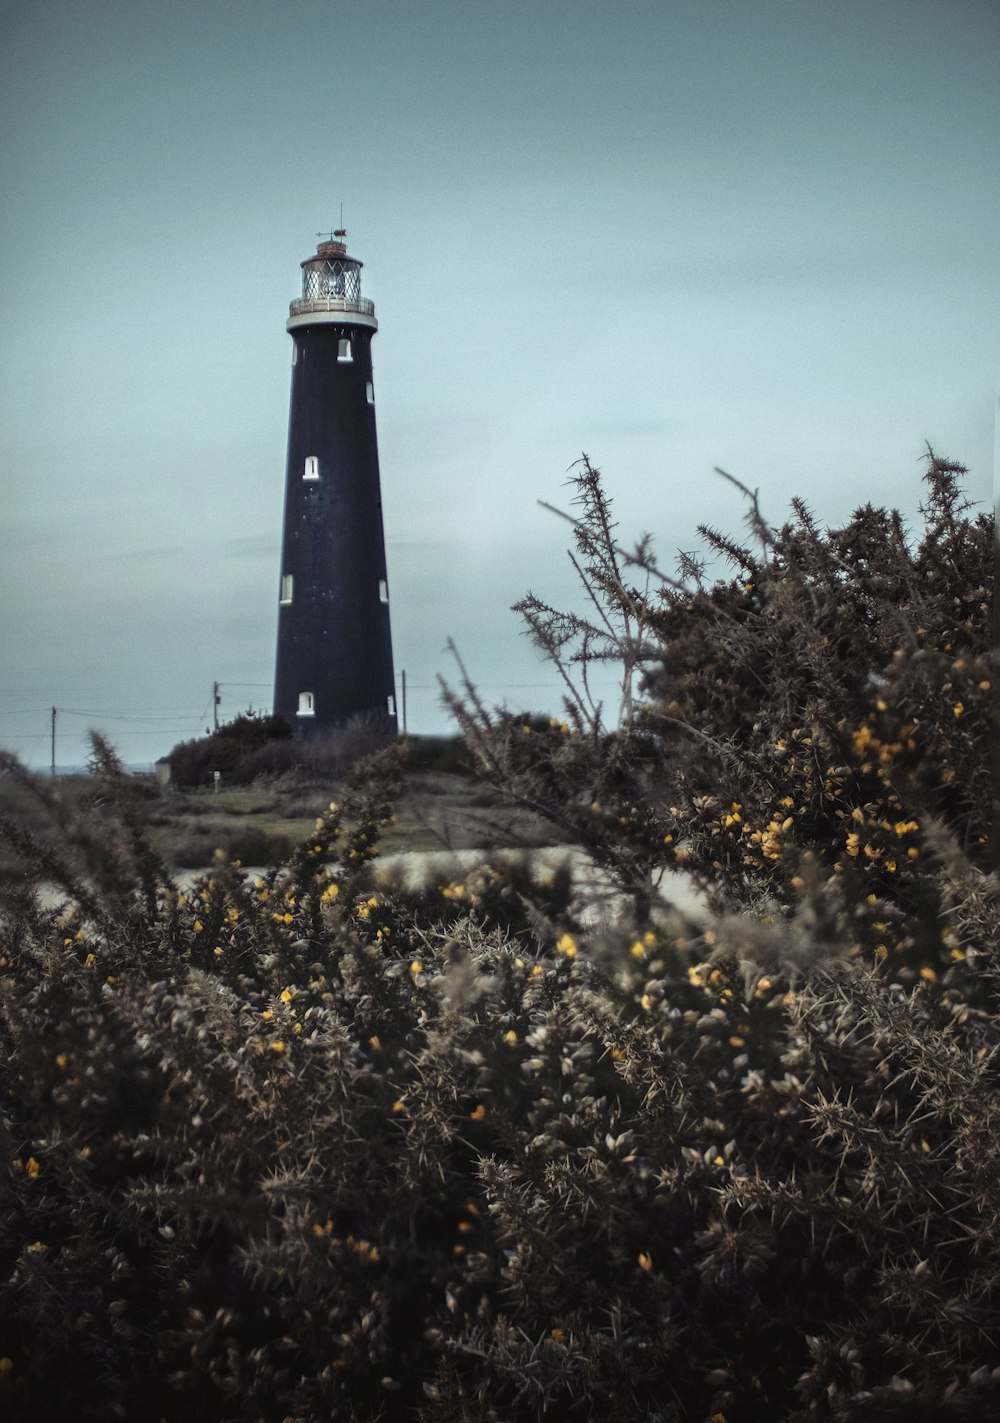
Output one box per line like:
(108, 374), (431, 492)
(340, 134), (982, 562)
(288, 296), (376, 319)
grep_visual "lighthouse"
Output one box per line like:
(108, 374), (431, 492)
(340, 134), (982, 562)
(273, 232), (397, 738)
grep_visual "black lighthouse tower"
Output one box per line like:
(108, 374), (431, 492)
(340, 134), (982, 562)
(274, 233), (396, 738)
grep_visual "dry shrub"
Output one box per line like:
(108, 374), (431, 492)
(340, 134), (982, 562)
(0, 451), (996, 1422)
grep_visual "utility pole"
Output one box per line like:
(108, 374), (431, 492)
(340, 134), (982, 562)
(401, 669), (407, 736)
(213, 681), (221, 733)
(51, 706), (56, 777)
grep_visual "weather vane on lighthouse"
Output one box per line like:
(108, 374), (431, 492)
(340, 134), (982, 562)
(272, 230), (396, 738)
(315, 205), (346, 244)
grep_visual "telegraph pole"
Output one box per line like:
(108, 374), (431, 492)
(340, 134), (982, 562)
(50, 706), (56, 777)
(213, 681), (221, 733)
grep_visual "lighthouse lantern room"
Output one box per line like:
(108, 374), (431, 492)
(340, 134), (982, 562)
(273, 232), (396, 738)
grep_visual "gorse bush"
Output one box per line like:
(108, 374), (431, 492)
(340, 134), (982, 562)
(1, 452), (996, 1421)
(448, 453), (992, 931)
(168, 712), (294, 789)
(400, 733), (476, 777)
(167, 711), (403, 789)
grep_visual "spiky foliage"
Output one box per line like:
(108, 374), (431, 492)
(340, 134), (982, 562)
(167, 712), (294, 788)
(447, 451), (993, 938)
(1, 450), (997, 1423)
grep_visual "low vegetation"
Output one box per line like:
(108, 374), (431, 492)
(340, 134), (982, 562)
(165, 713), (477, 791)
(0, 452), (995, 1421)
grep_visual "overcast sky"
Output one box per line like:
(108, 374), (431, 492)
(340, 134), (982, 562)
(1, 0), (997, 768)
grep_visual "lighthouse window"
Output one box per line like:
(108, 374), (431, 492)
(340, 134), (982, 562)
(280, 574), (293, 605)
(366, 381), (375, 404)
(387, 695), (396, 717)
(304, 456), (319, 481)
(338, 339), (352, 362)
(297, 691), (315, 717)
(378, 578), (389, 604)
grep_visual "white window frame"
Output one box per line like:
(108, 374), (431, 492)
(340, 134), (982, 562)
(304, 455), (319, 481)
(386, 694), (396, 717)
(378, 578), (389, 605)
(297, 691), (315, 717)
(280, 574), (293, 605)
(366, 380), (375, 404)
(338, 338), (352, 362)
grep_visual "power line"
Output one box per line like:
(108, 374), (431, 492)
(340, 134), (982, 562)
(0, 708), (216, 722)
(0, 727), (205, 742)
(393, 681), (628, 691)
(2, 677), (629, 746)
(55, 710), (207, 723)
